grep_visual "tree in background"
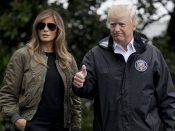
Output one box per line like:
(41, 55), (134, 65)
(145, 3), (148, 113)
(57, 0), (108, 65)
(0, 0), (175, 130)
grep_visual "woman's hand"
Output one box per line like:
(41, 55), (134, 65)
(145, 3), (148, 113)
(15, 118), (27, 131)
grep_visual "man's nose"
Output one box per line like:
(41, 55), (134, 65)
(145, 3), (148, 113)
(114, 24), (120, 31)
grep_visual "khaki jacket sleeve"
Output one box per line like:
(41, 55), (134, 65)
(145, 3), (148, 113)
(70, 56), (81, 130)
(0, 49), (25, 123)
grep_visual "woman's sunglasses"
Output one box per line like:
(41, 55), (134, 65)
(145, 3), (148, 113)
(37, 22), (57, 31)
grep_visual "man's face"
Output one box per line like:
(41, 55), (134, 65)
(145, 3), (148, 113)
(109, 14), (135, 47)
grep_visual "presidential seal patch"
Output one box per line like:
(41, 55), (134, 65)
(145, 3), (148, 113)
(135, 60), (148, 72)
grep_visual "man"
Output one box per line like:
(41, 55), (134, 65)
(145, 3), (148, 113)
(73, 2), (175, 131)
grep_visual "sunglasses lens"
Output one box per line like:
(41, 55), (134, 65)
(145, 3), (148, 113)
(48, 23), (57, 31)
(37, 22), (45, 30)
(37, 22), (57, 31)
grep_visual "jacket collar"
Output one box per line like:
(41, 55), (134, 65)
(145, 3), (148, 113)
(98, 31), (148, 53)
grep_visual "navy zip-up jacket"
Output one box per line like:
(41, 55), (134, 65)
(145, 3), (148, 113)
(73, 32), (175, 131)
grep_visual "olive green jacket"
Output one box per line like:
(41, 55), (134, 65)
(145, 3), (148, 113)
(0, 47), (81, 130)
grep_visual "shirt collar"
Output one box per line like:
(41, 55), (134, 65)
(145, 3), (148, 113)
(113, 38), (135, 52)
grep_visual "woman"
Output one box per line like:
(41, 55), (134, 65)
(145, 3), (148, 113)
(0, 9), (81, 131)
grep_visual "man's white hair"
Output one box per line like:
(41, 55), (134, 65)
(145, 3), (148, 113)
(107, 1), (137, 26)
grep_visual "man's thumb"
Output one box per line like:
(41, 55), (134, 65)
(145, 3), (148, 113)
(82, 65), (87, 77)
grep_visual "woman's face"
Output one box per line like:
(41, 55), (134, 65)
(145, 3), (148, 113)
(37, 16), (57, 45)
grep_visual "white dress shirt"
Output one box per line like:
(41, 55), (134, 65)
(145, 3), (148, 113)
(113, 38), (136, 62)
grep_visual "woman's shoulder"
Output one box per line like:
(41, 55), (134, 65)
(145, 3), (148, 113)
(10, 46), (31, 62)
(14, 46), (29, 54)
(13, 46), (30, 57)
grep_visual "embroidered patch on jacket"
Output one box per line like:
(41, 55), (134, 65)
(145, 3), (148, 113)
(135, 60), (148, 72)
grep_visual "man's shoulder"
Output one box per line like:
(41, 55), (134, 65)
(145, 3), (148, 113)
(86, 46), (100, 54)
(146, 43), (161, 53)
(85, 35), (110, 56)
(98, 36), (110, 48)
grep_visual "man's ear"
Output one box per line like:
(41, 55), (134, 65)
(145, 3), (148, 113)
(133, 24), (136, 31)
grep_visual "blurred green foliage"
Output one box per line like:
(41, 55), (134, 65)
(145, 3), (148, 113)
(0, 0), (175, 131)
(81, 99), (93, 131)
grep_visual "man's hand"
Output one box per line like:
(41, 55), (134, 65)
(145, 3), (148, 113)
(15, 118), (27, 131)
(73, 65), (87, 88)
